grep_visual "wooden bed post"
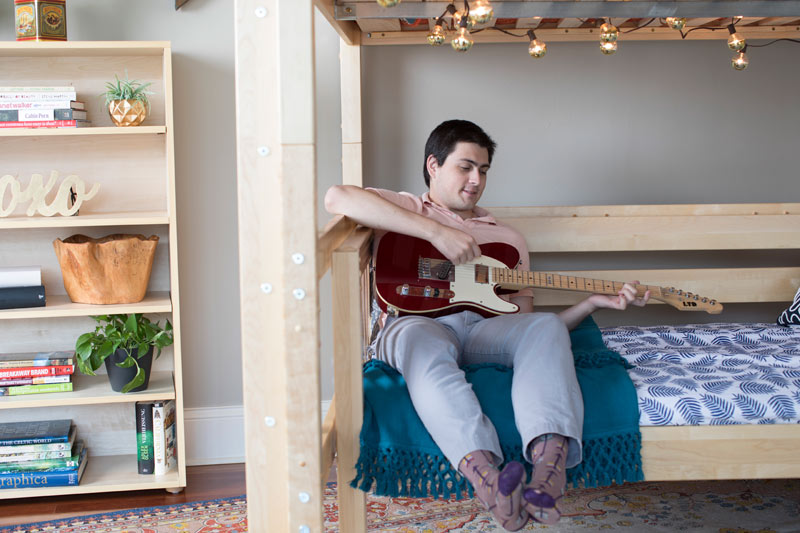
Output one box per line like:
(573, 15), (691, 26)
(334, 36), (368, 532)
(234, 1), (322, 531)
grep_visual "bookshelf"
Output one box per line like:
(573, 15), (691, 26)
(0, 42), (185, 497)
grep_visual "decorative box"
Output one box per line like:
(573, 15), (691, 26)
(15, 0), (67, 42)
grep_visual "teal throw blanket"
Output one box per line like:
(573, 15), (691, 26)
(351, 316), (643, 499)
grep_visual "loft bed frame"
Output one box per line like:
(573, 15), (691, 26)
(232, 1), (800, 531)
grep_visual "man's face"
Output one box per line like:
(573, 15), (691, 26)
(427, 141), (490, 219)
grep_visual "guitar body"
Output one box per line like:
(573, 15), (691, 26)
(374, 232), (521, 318)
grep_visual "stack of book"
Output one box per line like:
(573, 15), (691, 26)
(0, 86), (90, 129)
(0, 351), (74, 396)
(0, 420), (88, 490)
(0, 266), (46, 310)
(135, 400), (177, 476)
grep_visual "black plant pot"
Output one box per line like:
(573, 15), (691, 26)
(104, 346), (154, 393)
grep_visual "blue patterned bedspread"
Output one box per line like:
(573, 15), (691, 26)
(600, 323), (800, 426)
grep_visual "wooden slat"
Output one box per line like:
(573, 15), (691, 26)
(491, 203), (800, 218)
(641, 425), (800, 480)
(235, 1), (321, 531)
(755, 16), (800, 25)
(321, 396), (336, 485)
(557, 18), (586, 28)
(340, 41), (363, 187)
(499, 214), (800, 252)
(318, 215), (357, 279)
(332, 228), (371, 533)
(314, 0), (361, 46)
(361, 25), (800, 44)
(530, 267), (800, 307)
(516, 17), (543, 29)
(357, 19), (402, 32)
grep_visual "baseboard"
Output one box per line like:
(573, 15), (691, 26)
(184, 401), (332, 466)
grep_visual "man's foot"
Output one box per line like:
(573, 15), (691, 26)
(459, 451), (529, 531)
(522, 434), (568, 525)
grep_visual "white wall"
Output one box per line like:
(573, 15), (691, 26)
(1, 4), (798, 462)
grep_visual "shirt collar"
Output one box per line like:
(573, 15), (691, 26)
(421, 192), (497, 224)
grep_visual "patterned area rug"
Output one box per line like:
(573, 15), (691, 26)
(3, 479), (800, 532)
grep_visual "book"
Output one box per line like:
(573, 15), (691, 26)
(0, 382), (73, 396)
(0, 441), (84, 473)
(0, 351), (74, 369)
(0, 420), (72, 446)
(0, 100), (84, 111)
(0, 375), (71, 386)
(0, 425), (75, 454)
(0, 86), (77, 92)
(152, 400), (177, 475)
(0, 447), (87, 489)
(0, 91), (78, 101)
(0, 109), (87, 121)
(0, 119), (90, 129)
(0, 448), (71, 464)
(0, 365), (74, 380)
(0, 285), (45, 310)
(0, 266), (41, 289)
(135, 402), (155, 475)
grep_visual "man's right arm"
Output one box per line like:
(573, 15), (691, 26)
(324, 185), (481, 265)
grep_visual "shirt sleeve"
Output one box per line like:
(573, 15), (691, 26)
(364, 188), (425, 214)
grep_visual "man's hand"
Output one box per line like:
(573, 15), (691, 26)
(430, 226), (482, 265)
(587, 281), (650, 311)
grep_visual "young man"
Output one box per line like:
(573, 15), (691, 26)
(325, 120), (648, 530)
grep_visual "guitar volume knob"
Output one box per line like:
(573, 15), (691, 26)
(401, 284), (410, 296)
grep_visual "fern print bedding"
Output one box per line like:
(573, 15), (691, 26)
(601, 323), (800, 426)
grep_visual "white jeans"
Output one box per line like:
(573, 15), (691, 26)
(375, 311), (584, 469)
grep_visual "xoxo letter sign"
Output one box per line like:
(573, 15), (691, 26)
(0, 171), (100, 217)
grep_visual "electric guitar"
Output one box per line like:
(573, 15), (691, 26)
(374, 232), (723, 318)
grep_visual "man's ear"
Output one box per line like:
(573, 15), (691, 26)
(426, 154), (439, 180)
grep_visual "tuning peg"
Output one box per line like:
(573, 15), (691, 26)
(710, 299), (717, 305)
(702, 298), (708, 303)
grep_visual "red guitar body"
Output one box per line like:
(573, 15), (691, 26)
(374, 232), (520, 318)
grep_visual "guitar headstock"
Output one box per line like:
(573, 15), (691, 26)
(656, 286), (724, 314)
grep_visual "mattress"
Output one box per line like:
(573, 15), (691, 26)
(601, 323), (800, 426)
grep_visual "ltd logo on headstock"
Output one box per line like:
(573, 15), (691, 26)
(682, 301), (698, 307)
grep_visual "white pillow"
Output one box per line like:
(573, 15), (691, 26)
(777, 286), (800, 326)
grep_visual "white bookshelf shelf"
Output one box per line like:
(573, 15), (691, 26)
(0, 126), (166, 137)
(0, 292), (172, 320)
(0, 211), (170, 230)
(0, 371), (175, 409)
(0, 454), (181, 499)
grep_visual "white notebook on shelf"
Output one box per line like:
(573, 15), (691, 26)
(0, 266), (42, 288)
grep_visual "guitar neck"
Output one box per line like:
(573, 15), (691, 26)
(493, 268), (662, 299)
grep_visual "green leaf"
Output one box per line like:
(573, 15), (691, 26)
(76, 358), (95, 376)
(116, 355), (136, 368)
(121, 366), (145, 393)
(125, 314), (138, 336)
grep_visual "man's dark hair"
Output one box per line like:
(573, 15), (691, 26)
(423, 120), (497, 187)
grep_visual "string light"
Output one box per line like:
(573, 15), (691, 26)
(727, 23), (746, 51)
(427, 23), (446, 45)
(599, 21), (619, 43)
(376, 0), (401, 7)
(454, 9), (475, 31)
(665, 17), (687, 31)
(527, 29), (547, 58)
(451, 16), (474, 52)
(731, 47), (749, 70)
(600, 41), (618, 54)
(469, 0), (494, 25)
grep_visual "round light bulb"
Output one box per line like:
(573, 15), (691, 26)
(376, 0), (400, 7)
(665, 17), (686, 30)
(528, 39), (547, 58)
(599, 22), (619, 42)
(731, 51), (749, 70)
(727, 32), (746, 51)
(427, 24), (446, 46)
(469, 0), (494, 25)
(451, 26), (474, 52)
(453, 10), (475, 30)
(600, 40), (618, 55)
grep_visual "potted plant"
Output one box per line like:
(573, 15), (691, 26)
(75, 314), (173, 393)
(103, 71), (153, 126)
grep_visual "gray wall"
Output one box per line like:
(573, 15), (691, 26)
(1, 3), (797, 414)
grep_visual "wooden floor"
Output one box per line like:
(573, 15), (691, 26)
(0, 462), (246, 528)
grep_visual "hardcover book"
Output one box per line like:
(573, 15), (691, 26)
(153, 400), (177, 475)
(0, 382), (73, 396)
(0, 448), (71, 464)
(0, 351), (74, 369)
(0, 365), (74, 380)
(135, 402), (154, 475)
(0, 420), (72, 446)
(0, 108), (87, 121)
(0, 447), (87, 490)
(0, 285), (46, 310)
(0, 425), (75, 454)
(0, 440), (84, 474)
(0, 375), (71, 386)
(0, 266), (41, 289)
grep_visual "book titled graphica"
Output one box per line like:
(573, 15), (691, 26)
(0, 447), (87, 490)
